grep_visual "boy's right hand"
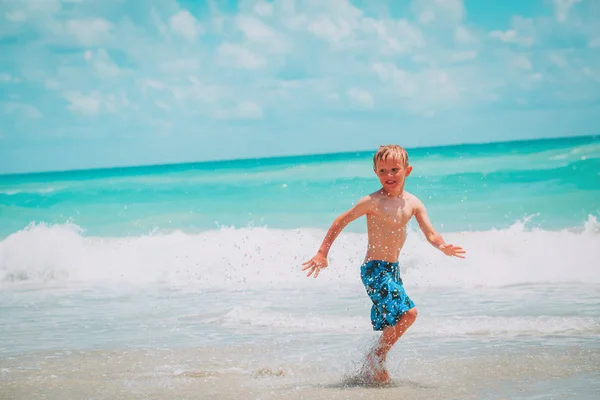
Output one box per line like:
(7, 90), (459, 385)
(301, 253), (328, 278)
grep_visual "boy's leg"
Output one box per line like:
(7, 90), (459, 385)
(374, 307), (418, 362)
(363, 308), (417, 383)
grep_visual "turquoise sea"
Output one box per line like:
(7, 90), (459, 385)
(1, 135), (599, 399)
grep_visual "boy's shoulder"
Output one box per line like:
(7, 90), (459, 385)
(403, 190), (424, 206)
(403, 191), (427, 216)
(354, 189), (383, 201)
(367, 189), (384, 198)
(353, 191), (380, 207)
(403, 190), (420, 201)
(350, 190), (384, 213)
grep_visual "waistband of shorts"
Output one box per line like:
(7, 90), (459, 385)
(361, 259), (400, 268)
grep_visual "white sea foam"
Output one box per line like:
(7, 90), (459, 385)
(212, 305), (599, 337)
(0, 187), (56, 195)
(211, 305), (371, 333)
(0, 216), (598, 289)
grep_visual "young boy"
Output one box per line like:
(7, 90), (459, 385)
(301, 144), (466, 384)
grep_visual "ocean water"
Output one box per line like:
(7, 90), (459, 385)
(0, 135), (599, 399)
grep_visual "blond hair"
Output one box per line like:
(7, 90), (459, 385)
(373, 145), (409, 169)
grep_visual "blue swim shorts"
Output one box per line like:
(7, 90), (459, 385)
(360, 260), (416, 331)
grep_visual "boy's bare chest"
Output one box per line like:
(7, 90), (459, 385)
(371, 200), (414, 226)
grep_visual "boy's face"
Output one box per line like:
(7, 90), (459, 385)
(374, 158), (412, 191)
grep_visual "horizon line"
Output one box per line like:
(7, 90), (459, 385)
(1, 133), (598, 178)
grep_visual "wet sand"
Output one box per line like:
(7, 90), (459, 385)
(2, 341), (598, 400)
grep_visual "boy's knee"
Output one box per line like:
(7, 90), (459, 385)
(406, 307), (418, 321)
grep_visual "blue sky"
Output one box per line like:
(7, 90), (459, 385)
(0, 0), (599, 174)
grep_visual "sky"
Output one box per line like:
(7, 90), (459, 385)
(0, 0), (599, 174)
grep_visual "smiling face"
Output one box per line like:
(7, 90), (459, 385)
(374, 157), (412, 193)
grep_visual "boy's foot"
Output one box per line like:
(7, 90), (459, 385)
(372, 367), (391, 384)
(362, 352), (392, 385)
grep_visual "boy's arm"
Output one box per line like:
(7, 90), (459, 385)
(414, 198), (466, 258)
(317, 196), (372, 256)
(302, 196), (373, 277)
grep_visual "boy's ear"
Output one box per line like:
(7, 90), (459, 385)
(406, 165), (413, 176)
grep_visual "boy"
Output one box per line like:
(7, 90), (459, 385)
(301, 144), (466, 384)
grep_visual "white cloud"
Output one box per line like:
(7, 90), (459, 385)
(206, 0), (225, 34)
(490, 29), (517, 43)
(0, 73), (21, 83)
(155, 101), (170, 111)
(300, 1), (363, 45)
(2, 102), (43, 119)
(412, 0), (465, 26)
(16, 0), (61, 14)
(589, 38), (600, 48)
(5, 11), (27, 22)
(214, 101), (263, 119)
(44, 79), (60, 90)
(308, 16), (354, 44)
(159, 58), (201, 74)
(151, 8), (168, 35)
(490, 29), (534, 46)
(366, 19), (425, 54)
(217, 43), (265, 69)
(186, 76), (224, 103)
(62, 90), (134, 115)
(237, 16), (275, 41)
(169, 10), (201, 41)
(84, 49), (120, 77)
(286, 14), (309, 31)
(372, 62), (464, 116)
(489, 16), (538, 47)
(104, 95), (117, 113)
(326, 92), (340, 102)
(450, 51), (477, 63)
(237, 101), (263, 118)
(302, 6), (424, 55)
(347, 87), (374, 108)
(151, 119), (173, 136)
(141, 76), (225, 106)
(140, 79), (167, 94)
(553, 0), (582, 23)
(237, 16), (288, 53)
(65, 18), (113, 46)
(253, 1), (273, 17)
(512, 54), (533, 70)
(120, 92), (134, 109)
(454, 25), (477, 45)
(583, 68), (600, 82)
(549, 53), (568, 67)
(418, 10), (434, 24)
(64, 91), (102, 115)
(318, 0), (364, 22)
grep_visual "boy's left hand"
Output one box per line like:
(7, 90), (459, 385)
(439, 244), (466, 258)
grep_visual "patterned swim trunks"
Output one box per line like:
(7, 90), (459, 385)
(360, 260), (416, 331)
